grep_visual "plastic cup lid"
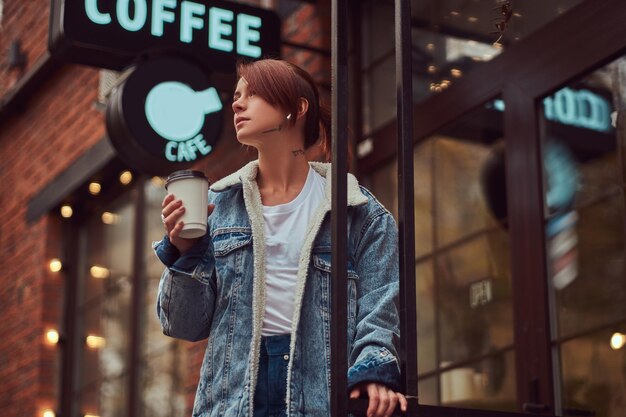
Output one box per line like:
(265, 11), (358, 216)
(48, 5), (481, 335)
(165, 170), (208, 189)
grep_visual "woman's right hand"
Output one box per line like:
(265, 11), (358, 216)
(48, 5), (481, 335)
(161, 194), (215, 254)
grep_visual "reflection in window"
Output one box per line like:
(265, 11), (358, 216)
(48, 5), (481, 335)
(141, 178), (188, 417)
(364, 102), (515, 411)
(360, 0), (586, 134)
(74, 179), (189, 417)
(78, 193), (135, 416)
(542, 56), (626, 417)
(560, 327), (626, 417)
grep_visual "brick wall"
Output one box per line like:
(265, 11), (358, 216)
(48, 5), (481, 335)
(0, 0), (50, 96)
(0, 64), (104, 416)
(0, 1), (104, 415)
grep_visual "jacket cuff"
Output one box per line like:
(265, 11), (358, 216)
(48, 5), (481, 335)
(152, 236), (180, 267)
(152, 235), (211, 274)
(347, 346), (402, 392)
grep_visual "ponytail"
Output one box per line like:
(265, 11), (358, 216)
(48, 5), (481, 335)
(318, 102), (332, 161)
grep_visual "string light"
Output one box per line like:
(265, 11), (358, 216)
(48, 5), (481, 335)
(88, 182), (101, 195)
(450, 68), (462, 77)
(151, 176), (165, 187)
(610, 333), (625, 350)
(42, 410), (56, 417)
(45, 329), (60, 345)
(430, 80), (452, 93)
(60, 205), (73, 218)
(86, 335), (106, 349)
(119, 171), (133, 185)
(49, 259), (63, 272)
(90, 265), (110, 279)
(101, 212), (120, 225)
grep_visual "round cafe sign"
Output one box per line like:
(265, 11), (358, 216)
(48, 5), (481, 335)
(106, 56), (223, 175)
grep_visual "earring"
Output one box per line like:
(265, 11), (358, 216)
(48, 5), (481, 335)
(286, 114), (292, 120)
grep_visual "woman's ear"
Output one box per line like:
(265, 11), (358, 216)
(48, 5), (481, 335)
(297, 98), (309, 118)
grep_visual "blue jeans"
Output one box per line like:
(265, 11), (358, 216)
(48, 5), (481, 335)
(253, 334), (291, 417)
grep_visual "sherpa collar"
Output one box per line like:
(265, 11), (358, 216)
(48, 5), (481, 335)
(210, 160), (368, 207)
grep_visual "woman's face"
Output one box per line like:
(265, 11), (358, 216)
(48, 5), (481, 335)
(232, 78), (286, 147)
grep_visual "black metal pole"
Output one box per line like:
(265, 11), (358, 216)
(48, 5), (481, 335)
(128, 177), (147, 417)
(395, 0), (418, 408)
(59, 219), (80, 417)
(330, 0), (349, 415)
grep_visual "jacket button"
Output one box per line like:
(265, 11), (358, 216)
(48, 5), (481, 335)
(283, 354), (289, 361)
(380, 351), (388, 357)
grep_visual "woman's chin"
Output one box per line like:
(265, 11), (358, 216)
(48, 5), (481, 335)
(235, 132), (259, 148)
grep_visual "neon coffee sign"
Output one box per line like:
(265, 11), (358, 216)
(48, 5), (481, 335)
(49, 0), (281, 71)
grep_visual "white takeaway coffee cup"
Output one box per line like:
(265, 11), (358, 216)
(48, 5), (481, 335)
(165, 170), (209, 239)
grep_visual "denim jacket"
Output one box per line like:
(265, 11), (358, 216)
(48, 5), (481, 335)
(154, 161), (401, 417)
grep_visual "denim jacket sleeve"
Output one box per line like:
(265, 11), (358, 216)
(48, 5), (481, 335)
(153, 231), (217, 342)
(347, 208), (402, 392)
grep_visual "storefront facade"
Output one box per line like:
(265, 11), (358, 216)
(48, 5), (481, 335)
(0, 1), (625, 417)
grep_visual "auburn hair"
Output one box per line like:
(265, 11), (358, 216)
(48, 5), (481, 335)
(236, 59), (332, 160)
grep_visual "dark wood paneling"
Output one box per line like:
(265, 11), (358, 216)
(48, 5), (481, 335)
(504, 84), (554, 413)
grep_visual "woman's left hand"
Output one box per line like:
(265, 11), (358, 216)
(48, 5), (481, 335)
(349, 382), (407, 417)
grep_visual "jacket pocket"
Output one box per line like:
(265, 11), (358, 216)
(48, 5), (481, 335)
(311, 252), (359, 332)
(212, 228), (253, 305)
(213, 228), (253, 256)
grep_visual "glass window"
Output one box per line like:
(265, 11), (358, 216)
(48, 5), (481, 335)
(140, 177), (189, 417)
(560, 326), (626, 417)
(360, 0), (587, 133)
(439, 351), (516, 411)
(76, 192), (135, 416)
(541, 55), (626, 417)
(364, 103), (514, 411)
(73, 177), (189, 417)
(437, 231), (513, 365)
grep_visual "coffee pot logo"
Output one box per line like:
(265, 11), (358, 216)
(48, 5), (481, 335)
(145, 82), (223, 141)
(145, 82), (223, 162)
(105, 56), (224, 176)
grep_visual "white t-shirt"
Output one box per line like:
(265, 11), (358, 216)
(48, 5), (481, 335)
(261, 167), (326, 336)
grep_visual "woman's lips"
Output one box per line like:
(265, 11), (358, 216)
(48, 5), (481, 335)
(235, 116), (250, 128)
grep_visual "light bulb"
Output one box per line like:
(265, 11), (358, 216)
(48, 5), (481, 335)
(119, 171), (133, 185)
(101, 212), (119, 225)
(610, 332), (625, 350)
(151, 176), (165, 187)
(60, 205), (73, 218)
(86, 335), (106, 349)
(49, 259), (63, 272)
(88, 182), (101, 195)
(90, 265), (110, 279)
(45, 329), (60, 345)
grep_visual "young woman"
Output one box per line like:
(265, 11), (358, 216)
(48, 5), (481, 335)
(155, 59), (407, 417)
